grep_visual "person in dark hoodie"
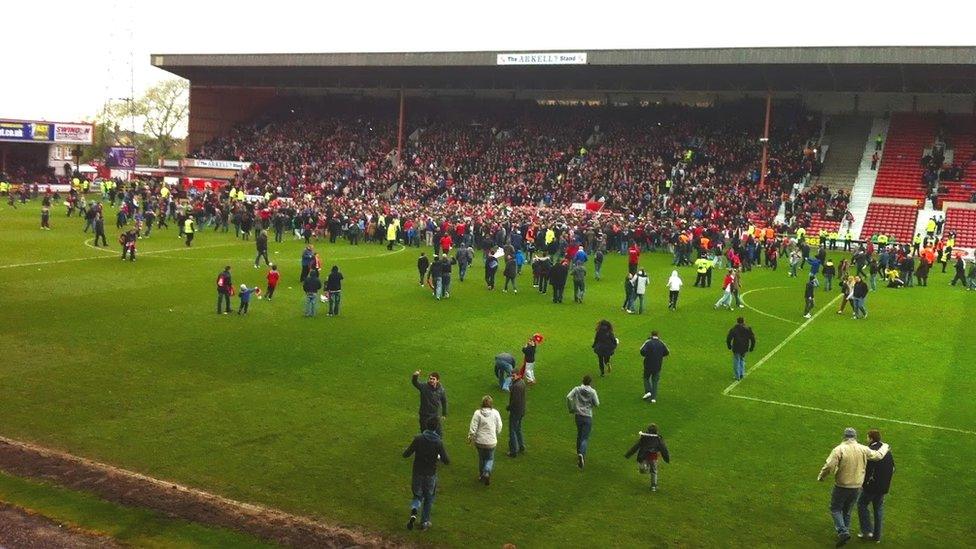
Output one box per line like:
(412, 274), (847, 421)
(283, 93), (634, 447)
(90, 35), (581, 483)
(254, 229), (270, 267)
(506, 372), (527, 457)
(624, 423), (671, 492)
(549, 259), (569, 304)
(325, 265), (343, 316)
(856, 429), (895, 543)
(417, 252), (430, 286)
(639, 331), (670, 403)
(412, 371), (448, 436)
(566, 375), (600, 470)
(300, 245), (315, 282)
(302, 269), (322, 317)
(726, 316), (756, 381)
(403, 417), (450, 531)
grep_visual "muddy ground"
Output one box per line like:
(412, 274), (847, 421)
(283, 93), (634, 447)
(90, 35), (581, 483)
(0, 436), (406, 548)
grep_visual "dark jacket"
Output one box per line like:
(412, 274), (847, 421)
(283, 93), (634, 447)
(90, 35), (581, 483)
(726, 324), (756, 354)
(256, 232), (268, 251)
(852, 280), (869, 299)
(507, 377), (526, 417)
(639, 337), (670, 375)
(624, 432), (670, 463)
(217, 269), (233, 294)
(549, 262), (569, 287)
(326, 270), (343, 291)
(418, 255), (430, 274)
(862, 440), (894, 494)
(412, 374), (448, 419)
(302, 273), (322, 293)
(403, 430), (450, 476)
(592, 328), (617, 356)
(804, 278), (817, 299)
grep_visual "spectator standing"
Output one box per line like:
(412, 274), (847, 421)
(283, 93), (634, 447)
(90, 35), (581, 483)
(417, 252), (430, 286)
(665, 270), (683, 311)
(566, 375), (600, 469)
(299, 245), (314, 282)
(817, 427), (891, 547)
(265, 264), (279, 301)
(506, 373), (527, 457)
(467, 395), (503, 485)
(639, 331), (670, 402)
(634, 269), (650, 314)
(254, 229), (270, 267)
(857, 429), (895, 543)
(326, 265), (343, 316)
(216, 265), (233, 315)
(302, 269), (322, 317)
(803, 275), (818, 319)
(726, 316), (756, 381)
(571, 260), (586, 303)
(183, 216), (196, 247)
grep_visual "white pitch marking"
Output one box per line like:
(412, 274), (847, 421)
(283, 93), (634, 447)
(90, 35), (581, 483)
(722, 293), (842, 395)
(727, 394), (976, 436)
(740, 287), (802, 326)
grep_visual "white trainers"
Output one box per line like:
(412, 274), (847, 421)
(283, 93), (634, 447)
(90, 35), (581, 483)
(803, 313), (812, 319)
(642, 392), (653, 400)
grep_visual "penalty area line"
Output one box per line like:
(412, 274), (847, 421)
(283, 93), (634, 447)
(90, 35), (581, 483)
(726, 394), (976, 436)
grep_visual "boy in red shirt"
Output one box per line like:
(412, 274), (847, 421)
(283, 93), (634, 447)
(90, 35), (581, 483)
(266, 264), (280, 301)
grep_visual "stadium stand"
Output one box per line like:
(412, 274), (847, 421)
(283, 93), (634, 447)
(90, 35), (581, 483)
(872, 113), (934, 201)
(859, 202), (918, 242)
(944, 207), (976, 248)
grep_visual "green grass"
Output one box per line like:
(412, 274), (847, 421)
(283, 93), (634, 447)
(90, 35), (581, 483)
(0, 472), (272, 548)
(0, 203), (974, 547)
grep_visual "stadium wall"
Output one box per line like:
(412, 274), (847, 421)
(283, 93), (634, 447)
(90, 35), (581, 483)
(188, 87), (278, 151)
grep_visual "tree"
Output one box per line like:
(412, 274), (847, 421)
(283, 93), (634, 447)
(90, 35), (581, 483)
(80, 79), (189, 166)
(131, 78), (189, 163)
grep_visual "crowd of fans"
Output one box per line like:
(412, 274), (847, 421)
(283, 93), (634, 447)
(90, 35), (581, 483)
(187, 98), (821, 238)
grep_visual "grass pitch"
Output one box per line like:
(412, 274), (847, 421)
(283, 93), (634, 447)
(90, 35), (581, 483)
(0, 205), (973, 547)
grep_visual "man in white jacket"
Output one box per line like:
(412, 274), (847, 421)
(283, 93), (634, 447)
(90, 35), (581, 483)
(467, 395), (503, 485)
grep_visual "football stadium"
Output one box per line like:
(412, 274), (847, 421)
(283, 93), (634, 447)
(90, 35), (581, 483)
(1, 44), (975, 547)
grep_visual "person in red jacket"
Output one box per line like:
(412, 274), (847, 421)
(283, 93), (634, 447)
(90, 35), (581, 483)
(439, 233), (453, 255)
(265, 264), (280, 301)
(627, 241), (640, 274)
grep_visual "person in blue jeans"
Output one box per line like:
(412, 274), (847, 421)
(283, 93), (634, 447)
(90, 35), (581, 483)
(403, 418), (450, 531)
(302, 270), (322, 317)
(726, 316), (756, 381)
(566, 375), (600, 469)
(467, 395), (503, 485)
(325, 265), (343, 316)
(857, 429), (895, 543)
(506, 374), (526, 457)
(494, 353), (516, 391)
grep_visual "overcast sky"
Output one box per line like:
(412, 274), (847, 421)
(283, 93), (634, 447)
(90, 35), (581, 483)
(5, 0), (976, 123)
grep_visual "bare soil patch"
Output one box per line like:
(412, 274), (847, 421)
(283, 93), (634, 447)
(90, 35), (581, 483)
(0, 502), (120, 549)
(0, 437), (406, 548)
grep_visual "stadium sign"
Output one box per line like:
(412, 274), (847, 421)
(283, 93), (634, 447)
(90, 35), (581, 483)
(183, 158), (252, 171)
(0, 120), (53, 142)
(497, 52), (588, 65)
(54, 123), (94, 144)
